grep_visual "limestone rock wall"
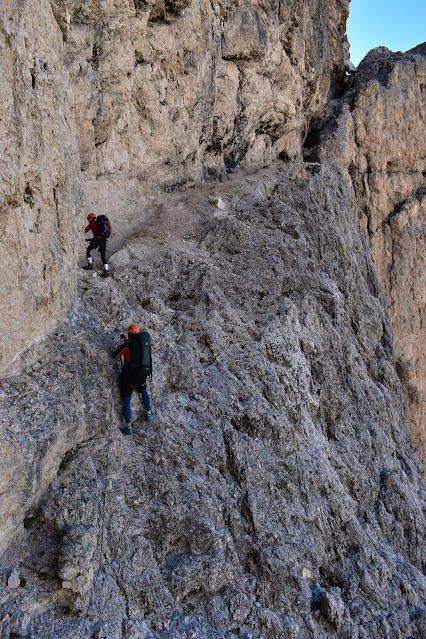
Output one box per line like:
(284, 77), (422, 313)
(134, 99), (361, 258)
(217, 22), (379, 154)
(57, 0), (349, 181)
(1, 0), (350, 374)
(305, 46), (426, 468)
(0, 2), (425, 636)
(58, 0), (350, 238)
(0, 165), (425, 638)
(0, 0), (82, 373)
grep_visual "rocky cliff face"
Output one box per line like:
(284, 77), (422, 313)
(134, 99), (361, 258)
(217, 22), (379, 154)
(305, 44), (426, 468)
(1, 0), (349, 374)
(1, 165), (425, 638)
(0, 0), (82, 373)
(58, 0), (348, 184)
(1, 1), (425, 638)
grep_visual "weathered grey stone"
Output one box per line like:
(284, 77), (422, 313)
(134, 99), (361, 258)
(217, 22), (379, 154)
(0, 2), (425, 638)
(320, 587), (345, 629)
(58, 525), (97, 598)
(1, 0), (350, 376)
(0, 165), (424, 638)
(306, 46), (426, 469)
(0, 0), (82, 375)
(0, 614), (10, 639)
(6, 569), (20, 589)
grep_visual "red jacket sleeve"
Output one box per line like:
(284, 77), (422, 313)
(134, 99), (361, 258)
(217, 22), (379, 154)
(85, 220), (100, 236)
(113, 342), (130, 365)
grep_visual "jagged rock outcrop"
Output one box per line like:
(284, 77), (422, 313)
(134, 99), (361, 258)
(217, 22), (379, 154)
(0, 165), (425, 638)
(1, 0), (350, 374)
(304, 45), (426, 468)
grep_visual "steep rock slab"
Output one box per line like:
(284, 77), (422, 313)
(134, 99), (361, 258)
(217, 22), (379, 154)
(1, 165), (425, 638)
(0, 0), (82, 373)
(54, 0), (349, 237)
(306, 46), (426, 469)
(0, 306), (117, 555)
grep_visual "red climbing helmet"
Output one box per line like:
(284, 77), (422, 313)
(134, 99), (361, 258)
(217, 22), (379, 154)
(87, 212), (96, 220)
(128, 324), (140, 334)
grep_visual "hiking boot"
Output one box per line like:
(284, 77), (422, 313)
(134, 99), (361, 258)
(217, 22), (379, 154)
(120, 425), (132, 435)
(84, 264), (94, 270)
(146, 410), (154, 421)
(101, 270), (110, 278)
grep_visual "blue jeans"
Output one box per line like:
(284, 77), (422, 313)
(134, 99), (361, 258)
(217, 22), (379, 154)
(122, 389), (151, 424)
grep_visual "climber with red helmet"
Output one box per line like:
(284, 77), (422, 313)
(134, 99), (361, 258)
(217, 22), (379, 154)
(113, 324), (154, 435)
(85, 212), (110, 277)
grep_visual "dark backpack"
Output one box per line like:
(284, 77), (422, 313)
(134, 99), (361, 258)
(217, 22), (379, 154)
(127, 332), (152, 378)
(97, 215), (112, 239)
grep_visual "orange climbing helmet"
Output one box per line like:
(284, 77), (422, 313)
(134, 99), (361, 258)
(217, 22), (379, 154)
(128, 324), (140, 334)
(87, 212), (96, 220)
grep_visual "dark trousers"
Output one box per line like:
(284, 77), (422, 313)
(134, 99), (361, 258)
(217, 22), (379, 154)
(120, 371), (147, 397)
(86, 238), (107, 264)
(120, 371), (150, 423)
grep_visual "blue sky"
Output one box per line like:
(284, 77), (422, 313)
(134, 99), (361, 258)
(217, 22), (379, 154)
(346, 0), (426, 66)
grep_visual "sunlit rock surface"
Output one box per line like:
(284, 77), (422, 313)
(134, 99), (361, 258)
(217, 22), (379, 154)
(306, 45), (426, 468)
(0, 0), (81, 373)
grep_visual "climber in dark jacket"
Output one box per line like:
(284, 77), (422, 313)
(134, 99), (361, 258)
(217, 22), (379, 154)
(85, 213), (109, 277)
(113, 324), (154, 435)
